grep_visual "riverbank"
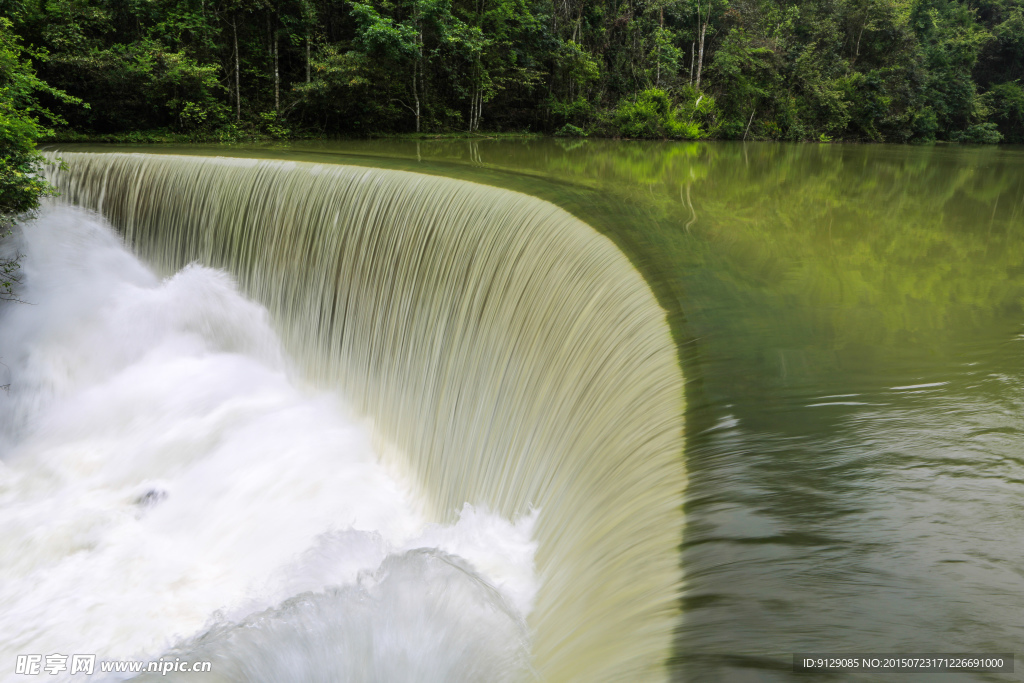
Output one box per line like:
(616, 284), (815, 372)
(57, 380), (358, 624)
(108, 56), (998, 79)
(45, 129), (1014, 148)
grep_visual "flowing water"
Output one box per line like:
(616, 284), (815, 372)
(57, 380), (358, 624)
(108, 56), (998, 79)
(6, 149), (683, 682)
(6, 140), (1024, 681)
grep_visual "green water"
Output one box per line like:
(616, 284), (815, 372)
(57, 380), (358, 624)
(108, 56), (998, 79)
(46, 140), (1024, 681)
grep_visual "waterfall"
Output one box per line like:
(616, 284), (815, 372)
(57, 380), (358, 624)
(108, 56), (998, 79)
(43, 152), (685, 681)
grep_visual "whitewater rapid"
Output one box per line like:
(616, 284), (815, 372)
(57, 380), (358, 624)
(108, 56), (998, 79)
(0, 205), (537, 682)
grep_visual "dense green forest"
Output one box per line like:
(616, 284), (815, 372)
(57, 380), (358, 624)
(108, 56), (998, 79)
(1, 0), (1023, 143)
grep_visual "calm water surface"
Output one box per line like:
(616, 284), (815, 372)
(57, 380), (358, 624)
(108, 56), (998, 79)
(50, 140), (1024, 681)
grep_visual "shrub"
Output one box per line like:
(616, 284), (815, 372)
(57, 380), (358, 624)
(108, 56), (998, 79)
(610, 88), (710, 140)
(952, 122), (1003, 144)
(985, 82), (1024, 143)
(554, 123), (588, 137)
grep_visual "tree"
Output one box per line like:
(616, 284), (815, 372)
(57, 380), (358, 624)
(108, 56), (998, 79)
(0, 17), (82, 301)
(1, 0), (1021, 141)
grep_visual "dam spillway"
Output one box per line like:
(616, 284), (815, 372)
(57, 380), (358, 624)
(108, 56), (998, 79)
(39, 152), (686, 681)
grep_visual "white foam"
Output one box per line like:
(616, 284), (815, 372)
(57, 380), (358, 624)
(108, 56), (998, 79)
(0, 205), (536, 681)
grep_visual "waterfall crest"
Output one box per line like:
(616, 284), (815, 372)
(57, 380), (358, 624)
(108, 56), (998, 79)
(45, 152), (684, 681)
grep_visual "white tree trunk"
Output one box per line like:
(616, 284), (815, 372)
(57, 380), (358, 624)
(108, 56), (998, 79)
(234, 18), (241, 121)
(695, 21), (707, 91)
(413, 61), (421, 132)
(689, 41), (695, 85)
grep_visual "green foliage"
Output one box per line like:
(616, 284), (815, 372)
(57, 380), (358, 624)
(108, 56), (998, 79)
(1, 20), (64, 204)
(609, 88), (708, 139)
(292, 47), (403, 133)
(348, 3), (418, 59)
(548, 95), (596, 128)
(0, 234), (20, 298)
(0, 17), (80, 300)
(0, 110), (49, 220)
(984, 81), (1024, 142)
(675, 84), (719, 132)
(912, 0), (994, 136)
(951, 121), (1003, 143)
(554, 123), (588, 137)
(258, 111), (291, 139)
(43, 40), (226, 134)
(647, 26), (684, 88)
(558, 40), (601, 91)
(708, 29), (776, 138)
(0, 0), (1021, 141)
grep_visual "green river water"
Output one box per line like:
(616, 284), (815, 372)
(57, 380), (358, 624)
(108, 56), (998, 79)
(46, 139), (1024, 681)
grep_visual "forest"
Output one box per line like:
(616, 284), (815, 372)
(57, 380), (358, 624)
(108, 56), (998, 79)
(1, 0), (1023, 145)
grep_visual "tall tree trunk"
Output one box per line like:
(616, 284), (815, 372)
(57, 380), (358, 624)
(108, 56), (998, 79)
(409, 6), (422, 133)
(266, 15), (279, 113)
(743, 107), (756, 140)
(853, 21), (866, 65)
(690, 41), (695, 85)
(470, 64), (483, 131)
(200, 0), (207, 60)
(306, 36), (311, 83)
(234, 17), (241, 121)
(695, 19), (708, 91)
(273, 26), (280, 112)
(413, 56), (421, 133)
(470, 82), (476, 131)
(657, 7), (664, 86)
(474, 86), (482, 131)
